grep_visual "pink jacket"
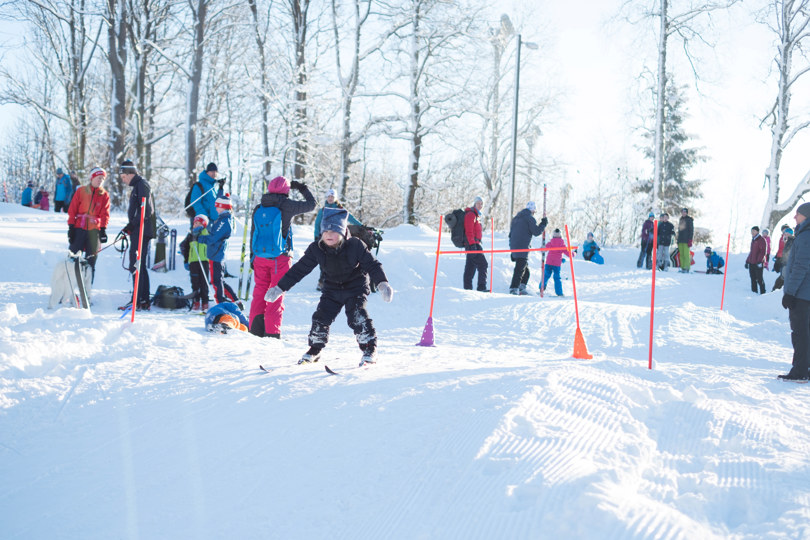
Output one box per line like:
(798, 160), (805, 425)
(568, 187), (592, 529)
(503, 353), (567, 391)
(545, 236), (567, 267)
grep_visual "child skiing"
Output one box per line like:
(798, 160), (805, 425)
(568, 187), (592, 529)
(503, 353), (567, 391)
(180, 214), (211, 310)
(263, 207), (393, 366)
(542, 229), (566, 296)
(196, 194), (238, 304)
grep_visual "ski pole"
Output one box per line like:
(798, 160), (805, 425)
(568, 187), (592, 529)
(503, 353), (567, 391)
(184, 185), (217, 214)
(130, 197), (147, 323)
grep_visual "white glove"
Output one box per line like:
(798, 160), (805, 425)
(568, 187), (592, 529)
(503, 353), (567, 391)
(265, 285), (283, 303)
(378, 281), (394, 303)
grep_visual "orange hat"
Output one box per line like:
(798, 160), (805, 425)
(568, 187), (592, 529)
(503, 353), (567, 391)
(217, 314), (246, 332)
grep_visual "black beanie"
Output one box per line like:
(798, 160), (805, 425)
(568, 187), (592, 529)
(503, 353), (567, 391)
(119, 159), (137, 174)
(206, 162), (218, 172)
(797, 202), (810, 219)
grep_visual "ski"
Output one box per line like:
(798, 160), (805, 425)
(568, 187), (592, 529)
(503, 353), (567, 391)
(325, 365), (339, 375)
(259, 364), (271, 372)
(238, 171), (254, 299)
(63, 258), (81, 308)
(777, 376), (809, 384)
(72, 256), (90, 309)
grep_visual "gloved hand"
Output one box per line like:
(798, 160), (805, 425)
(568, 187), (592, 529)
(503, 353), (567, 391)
(377, 281), (394, 303)
(289, 180), (306, 191)
(540, 216), (548, 227)
(471, 243), (483, 252)
(264, 285), (283, 303)
(184, 262), (190, 271)
(120, 227), (130, 237)
(744, 262), (749, 269)
(217, 178), (225, 189)
(99, 227), (108, 243)
(68, 224), (76, 244)
(783, 294), (797, 310)
(687, 240), (693, 247)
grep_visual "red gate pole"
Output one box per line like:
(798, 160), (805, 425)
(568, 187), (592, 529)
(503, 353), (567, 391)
(648, 219), (659, 369)
(565, 225), (592, 359)
(417, 215), (443, 346)
(130, 197), (147, 323)
(540, 184), (547, 297)
(720, 233), (731, 311)
(490, 216), (494, 293)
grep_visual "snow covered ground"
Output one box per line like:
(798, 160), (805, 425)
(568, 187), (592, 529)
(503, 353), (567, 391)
(1, 202), (809, 540)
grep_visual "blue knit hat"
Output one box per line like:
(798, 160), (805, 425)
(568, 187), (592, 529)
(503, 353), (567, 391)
(321, 207), (348, 237)
(56, 168), (64, 175)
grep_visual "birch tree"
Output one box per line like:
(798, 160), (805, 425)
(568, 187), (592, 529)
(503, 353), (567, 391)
(759, 0), (810, 230)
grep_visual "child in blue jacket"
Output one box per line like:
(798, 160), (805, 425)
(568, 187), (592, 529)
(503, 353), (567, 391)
(704, 247), (725, 274)
(196, 194), (238, 303)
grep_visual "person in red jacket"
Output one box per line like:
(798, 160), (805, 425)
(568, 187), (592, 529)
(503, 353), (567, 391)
(745, 225), (767, 294)
(67, 167), (111, 283)
(542, 229), (566, 296)
(463, 196), (488, 291)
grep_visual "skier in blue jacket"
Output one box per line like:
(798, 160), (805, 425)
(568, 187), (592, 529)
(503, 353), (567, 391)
(190, 162), (224, 223)
(20, 181), (34, 207)
(196, 193), (238, 304)
(53, 167), (74, 213)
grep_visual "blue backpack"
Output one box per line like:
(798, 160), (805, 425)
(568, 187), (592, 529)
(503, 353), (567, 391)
(252, 206), (290, 258)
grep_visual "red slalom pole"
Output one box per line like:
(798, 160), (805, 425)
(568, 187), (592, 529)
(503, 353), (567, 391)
(490, 216), (494, 293)
(563, 225), (582, 327)
(540, 184), (547, 298)
(130, 196), (147, 323)
(417, 215), (443, 346)
(720, 232), (731, 311)
(648, 219), (659, 369)
(565, 225), (592, 359)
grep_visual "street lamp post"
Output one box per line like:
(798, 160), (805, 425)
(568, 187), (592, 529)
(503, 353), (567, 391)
(509, 34), (538, 219)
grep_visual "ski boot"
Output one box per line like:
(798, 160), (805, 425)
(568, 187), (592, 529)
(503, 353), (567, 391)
(359, 343), (377, 367)
(299, 345), (323, 364)
(192, 300), (201, 311)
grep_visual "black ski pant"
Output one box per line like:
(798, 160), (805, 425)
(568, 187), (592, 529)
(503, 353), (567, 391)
(129, 235), (151, 306)
(69, 228), (99, 284)
(209, 260), (237, 304)
(749, 264), (766, 294)
(637, 240), (653, 269)
(54, 200), (69, 213)
(789, 298), (810, 378)
(308, 285), (376, 352)
(510, 256), (530, 289)
(463, 246), (488, 290)
(189, 261), (209, 302)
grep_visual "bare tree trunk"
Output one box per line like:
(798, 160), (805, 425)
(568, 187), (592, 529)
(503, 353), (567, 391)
(108, 0), (127, 204)
(404, 4), (421, 225)
(186, 0), (206, 186)
(248, 0), (272, 180)
(760, 0), (810, 230)
(652, 0), (668, 212)
(291, 0), (309, 182)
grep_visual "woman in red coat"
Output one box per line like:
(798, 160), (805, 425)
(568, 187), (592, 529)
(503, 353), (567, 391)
(67, 167), (111, 282)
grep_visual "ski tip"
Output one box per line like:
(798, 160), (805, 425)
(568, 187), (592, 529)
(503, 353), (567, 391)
(259, 364), (270, 372)
(324, 365), (339, 375)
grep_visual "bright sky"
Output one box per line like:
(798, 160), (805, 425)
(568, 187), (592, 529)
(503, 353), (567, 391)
(533, 0), (809, 249)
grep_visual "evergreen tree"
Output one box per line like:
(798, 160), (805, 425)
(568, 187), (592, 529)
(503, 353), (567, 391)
(636, 78), (706, 216)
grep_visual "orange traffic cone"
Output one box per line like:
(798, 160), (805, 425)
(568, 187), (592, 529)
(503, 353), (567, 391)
(572, 326), (593, 359)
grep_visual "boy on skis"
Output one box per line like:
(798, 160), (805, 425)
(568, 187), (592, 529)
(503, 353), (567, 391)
(264, 207), (393, 366)
(196, 194), (238, 304)
(180, 214), (210, 310)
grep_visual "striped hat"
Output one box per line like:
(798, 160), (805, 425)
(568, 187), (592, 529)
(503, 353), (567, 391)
(215, 194), (232, 210)
(89, 167), (107, 181)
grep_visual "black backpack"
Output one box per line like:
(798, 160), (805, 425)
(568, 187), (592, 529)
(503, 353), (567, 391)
(184, 182), (202, 218)
(444, 209), (467, 248)
(152, 285), (193, 309)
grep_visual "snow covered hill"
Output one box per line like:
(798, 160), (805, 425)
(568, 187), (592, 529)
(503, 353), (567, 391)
(1, 202), (808, 539)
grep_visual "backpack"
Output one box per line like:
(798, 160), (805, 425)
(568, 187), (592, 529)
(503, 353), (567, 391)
(252, 206), (289, 258)
(348, 224), (384, 253)
(152, 285), (192, 309)
(184, 181), (202, 218)
(444, 209), (467, 248)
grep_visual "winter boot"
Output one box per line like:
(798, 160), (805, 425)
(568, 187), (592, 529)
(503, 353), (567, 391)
(359, 342), (377, 366)
(249, 314), (266, 337)
(299, 345), (323, 364)
(192, 300), (201, 311)
(518, 284), (530, 296)
(509, 288), (519, 295)
(201, 301), (209, 311)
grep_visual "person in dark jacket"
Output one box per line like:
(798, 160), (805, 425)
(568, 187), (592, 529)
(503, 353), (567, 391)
(508, 201), (547, 295)
(637, 212), (655, 269)
(248, 176), (316, 338)
(264, 207), (393, 366)
(119, 159), (155, 310)
(313, 188), (363, 290)
(21, 181), (34, 207)
(745, 225), (767, 294)
(779, 203), (810, 380)
(677, 208), (694, 272)
(463, 196), (488, 291)
(656, 213), (676, 271)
